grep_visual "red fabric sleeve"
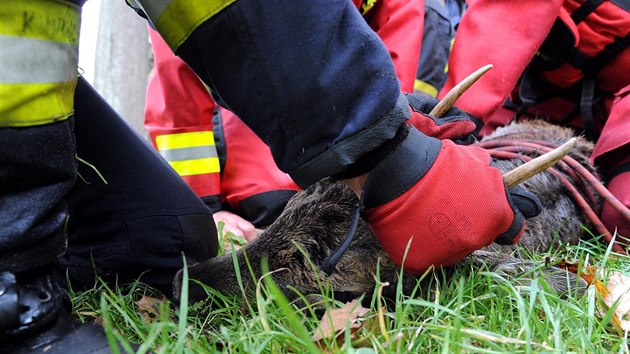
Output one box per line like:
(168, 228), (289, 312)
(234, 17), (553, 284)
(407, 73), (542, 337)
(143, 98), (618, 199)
(439, 0), (564, 121)
(145, 28), (216, 141)
(368, 0), (424, 93)
(591, 84), (630, 169)
(145, 27), (221, 199)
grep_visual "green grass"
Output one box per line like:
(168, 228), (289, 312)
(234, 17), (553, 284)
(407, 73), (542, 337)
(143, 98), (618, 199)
(69, 234), (630, 353)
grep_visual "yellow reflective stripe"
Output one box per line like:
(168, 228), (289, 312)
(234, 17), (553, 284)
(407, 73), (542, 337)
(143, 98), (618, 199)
(0, 0), (80, 45)
(168, 157), (221, 176)
(155, 131), (215, 150)
(0, 35), (78, 84)
(160, 145), (218, 162)
(445, 38), (455, 74)
(0, 81), (76, 127)
(0, 1), (79, 127)
(361, 0), (378, 15)
(154, 0), (237, 50)
(414, 80), (438, 98)
(155, 131), (220, 176)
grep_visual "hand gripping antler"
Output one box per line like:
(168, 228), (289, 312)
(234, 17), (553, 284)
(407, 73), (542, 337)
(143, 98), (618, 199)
(432, 64), (577, 187)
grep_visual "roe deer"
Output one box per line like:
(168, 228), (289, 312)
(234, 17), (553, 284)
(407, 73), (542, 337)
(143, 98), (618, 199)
(175, 120), (600, 305)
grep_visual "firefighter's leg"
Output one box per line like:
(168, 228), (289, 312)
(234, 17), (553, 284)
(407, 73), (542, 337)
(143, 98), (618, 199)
(0, 1), (125, 352)
(144, 27), (223, 211)
(57, 77), (218, 296)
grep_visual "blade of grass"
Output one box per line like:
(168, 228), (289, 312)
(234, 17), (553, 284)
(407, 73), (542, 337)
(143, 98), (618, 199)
(175, 254), (190, 352)
(260, 257), (320, 354)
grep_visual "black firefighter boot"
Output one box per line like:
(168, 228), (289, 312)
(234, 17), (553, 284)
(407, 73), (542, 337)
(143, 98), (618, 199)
(0, 268), (128, 354)
(0, 80), (135, 352)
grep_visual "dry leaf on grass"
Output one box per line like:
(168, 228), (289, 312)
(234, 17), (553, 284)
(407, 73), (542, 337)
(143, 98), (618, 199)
(575, 267), (630, 333)
(93, 316), (104, 327)
(602, 272), (630, 332)
(311, 299), (370, 343)
(135, 295), (168, 324)
(559, 261), (630, 333)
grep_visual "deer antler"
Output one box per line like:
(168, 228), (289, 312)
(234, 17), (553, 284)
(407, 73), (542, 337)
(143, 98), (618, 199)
(429, 64), (493, 117)
(502, 138), (577, 188)
(431, 64), (577, 187)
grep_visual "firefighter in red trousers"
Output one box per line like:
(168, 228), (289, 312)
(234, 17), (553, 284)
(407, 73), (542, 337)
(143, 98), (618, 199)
(1, 0), (541, 352)
(440, 0), (630, 241)
(144, 0), (424, 240)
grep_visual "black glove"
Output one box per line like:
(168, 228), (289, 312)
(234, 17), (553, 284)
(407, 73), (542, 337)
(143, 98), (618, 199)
(494, 185), (543, 245)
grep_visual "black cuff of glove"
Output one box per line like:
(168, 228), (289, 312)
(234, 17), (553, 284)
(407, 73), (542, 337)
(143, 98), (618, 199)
(237, 190), (298, 227)
(494, 185), (543, 245)
(606, 162), (630, 182)
(469, 114), (484, 137)
(332, 124), (410, 180)
(494, 210), (525, 245)
(362, 127), (442, 208)
(509, 185), (544, 218)
(454, 115), (484, 145)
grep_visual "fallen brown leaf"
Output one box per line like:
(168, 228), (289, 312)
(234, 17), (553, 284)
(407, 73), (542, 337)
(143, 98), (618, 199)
(311, 299), (370, 343)
(135, 295), (168, 324)
(602, 272), (630, 333)
(93, 317), (104, 327)
(559, 260), (630, 334)
(557, 261), (597, 284)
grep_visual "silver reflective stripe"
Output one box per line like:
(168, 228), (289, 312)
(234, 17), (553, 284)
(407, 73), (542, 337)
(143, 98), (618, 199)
(133, 0), (170, 24)
(0, 35), (77, 84)
(159, 145), (218, 162)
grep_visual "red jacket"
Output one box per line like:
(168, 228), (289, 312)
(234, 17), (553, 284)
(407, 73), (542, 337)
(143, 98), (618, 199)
(440, 0), (630, 166)
(353, 0), (424, 92)
(145, 28), (220, 203)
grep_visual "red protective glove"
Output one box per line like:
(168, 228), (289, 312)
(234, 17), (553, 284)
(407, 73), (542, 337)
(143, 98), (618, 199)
(362, 126), (541, 275)
(404, 93), (477, 142)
